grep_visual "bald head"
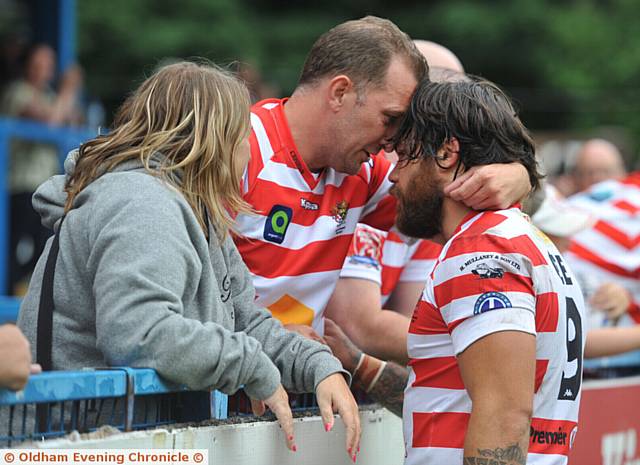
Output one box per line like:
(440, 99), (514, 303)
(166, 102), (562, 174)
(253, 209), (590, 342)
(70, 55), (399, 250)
(573, 139), (626, 191)
(413, 40), (464, 79)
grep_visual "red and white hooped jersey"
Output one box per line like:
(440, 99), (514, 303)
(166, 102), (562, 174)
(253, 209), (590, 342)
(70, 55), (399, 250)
(339, 223), (441, 306)
(233, 98), (396, 333)
(404, 207), (585, 465)
(566, 173), (640, 328)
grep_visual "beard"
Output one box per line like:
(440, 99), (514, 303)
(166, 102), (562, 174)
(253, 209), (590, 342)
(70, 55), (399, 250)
(394, 172), (444, 240)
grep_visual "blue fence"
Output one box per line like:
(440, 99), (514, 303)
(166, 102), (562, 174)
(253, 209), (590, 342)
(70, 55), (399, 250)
(0, 117), (95, 294)
(0, 368), (228, 447)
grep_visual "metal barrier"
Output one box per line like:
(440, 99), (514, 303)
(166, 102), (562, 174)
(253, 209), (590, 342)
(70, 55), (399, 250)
(0, 117), (96, 294)
(0, 296), (20, 324)
(0, 368), (227, 448)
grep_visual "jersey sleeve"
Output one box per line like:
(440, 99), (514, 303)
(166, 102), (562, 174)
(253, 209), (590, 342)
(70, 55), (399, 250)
(433, 234), (537, 355)
(338, 224), (385, 286)
(359, 153), (397, 232)
(398, 239), (442, 283)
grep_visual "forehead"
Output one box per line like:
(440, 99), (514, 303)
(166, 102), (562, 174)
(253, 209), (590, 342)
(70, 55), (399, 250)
(365, 56), (418, 113)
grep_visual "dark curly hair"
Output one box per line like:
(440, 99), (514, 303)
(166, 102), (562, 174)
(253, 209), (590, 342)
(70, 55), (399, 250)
(395, 76), (542, 192)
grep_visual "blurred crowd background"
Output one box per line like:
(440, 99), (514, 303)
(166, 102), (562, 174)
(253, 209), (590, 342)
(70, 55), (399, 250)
(1, 0), (640, 294)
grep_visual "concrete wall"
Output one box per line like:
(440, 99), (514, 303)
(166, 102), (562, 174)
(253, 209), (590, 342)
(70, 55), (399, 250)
(34, 408), (405, 465)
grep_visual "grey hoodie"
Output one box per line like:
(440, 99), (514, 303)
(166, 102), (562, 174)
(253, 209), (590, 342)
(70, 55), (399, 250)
(18, 151), (344, 400)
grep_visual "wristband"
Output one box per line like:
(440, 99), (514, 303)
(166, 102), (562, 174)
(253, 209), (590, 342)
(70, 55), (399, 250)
(353, 353), (387, 392)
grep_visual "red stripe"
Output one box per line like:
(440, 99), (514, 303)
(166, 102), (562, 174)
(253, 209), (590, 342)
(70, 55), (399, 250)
(622, 172), (640, 187)
(409, 356), (465, 389)
(381, 265), (402, 297)
(236, 234), (353, 278)
(247, 177), (370, 227)
(613, 200), (640, 215)
(386, 231), (406, 244)
(413, 412), (468, 448)
(460, 211), (508, 237)
(447, 316), (469, 333)
(529, 418), (577, 456)
(360, 193), (396, 232)
(446, 234), (546, 266)
(536, 292), (559, 333)
(628, 301), (640, 324)
(412, 239), (442, 260)
(534, 359), (549, 393)
(247, 131), (266, 187)
(434, 272), (534, 308)
(593, 220), (640, 250)
(411, 412), (575, 455)
(409, 299), (449, 335)
(568, 242), (640, 279)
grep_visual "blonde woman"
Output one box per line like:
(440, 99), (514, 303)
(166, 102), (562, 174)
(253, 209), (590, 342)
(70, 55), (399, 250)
(17, 62), (360, 457)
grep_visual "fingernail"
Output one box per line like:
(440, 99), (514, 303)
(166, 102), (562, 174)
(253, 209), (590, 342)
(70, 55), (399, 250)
(357, 446), (360, 453)
(325, 422), (332, 432)
(348, 447), (352, 455)
(288, 435), (294, 441)
(352, 454), (357, 462)
(292, 445), (297, 452)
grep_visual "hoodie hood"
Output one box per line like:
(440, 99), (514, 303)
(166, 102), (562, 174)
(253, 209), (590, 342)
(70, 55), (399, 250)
(33, 149), (175, 231)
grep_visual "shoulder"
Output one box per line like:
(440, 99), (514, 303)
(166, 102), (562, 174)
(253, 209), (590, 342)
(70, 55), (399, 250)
(81, 171), (194, 224)
(436, 209), (545, 279)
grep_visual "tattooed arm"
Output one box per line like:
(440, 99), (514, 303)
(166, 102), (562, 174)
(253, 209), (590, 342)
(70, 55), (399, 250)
(362, 361), (407, 417)
(457, 331), (536, 465)
(324, 318), (408, 417)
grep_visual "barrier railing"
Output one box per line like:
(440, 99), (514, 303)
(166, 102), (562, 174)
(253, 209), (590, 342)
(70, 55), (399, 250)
(0, 368), (228, 448)
(0, 296), (20, 324)
(0, 117), (96, 294)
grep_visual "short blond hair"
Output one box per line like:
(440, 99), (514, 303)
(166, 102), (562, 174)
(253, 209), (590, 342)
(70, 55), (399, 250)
(65, 61), (252, 238)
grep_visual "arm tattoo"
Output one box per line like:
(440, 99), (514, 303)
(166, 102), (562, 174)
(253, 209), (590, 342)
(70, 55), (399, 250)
(463, 443), (527, 465)
(366, 361), (408, 418)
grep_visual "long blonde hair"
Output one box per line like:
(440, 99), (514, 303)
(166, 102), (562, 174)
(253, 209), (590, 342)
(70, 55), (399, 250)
(65, 61), (252, 238)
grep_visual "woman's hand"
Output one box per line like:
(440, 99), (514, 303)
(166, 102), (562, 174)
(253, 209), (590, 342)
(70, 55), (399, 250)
(250, 384), (297, 451)
(444, 163), (531, 210)
(591, 282), (632, 321)
(316, 373), (362, 462)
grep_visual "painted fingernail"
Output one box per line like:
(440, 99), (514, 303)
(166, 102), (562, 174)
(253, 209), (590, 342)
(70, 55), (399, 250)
(357, 446), (360, 453)
(352, 454), (357, 462)
(292, 445), (297, 452)
(348, 447), (352, 455)
(288, 435), (294, 441)
(325, 423), (332, 432)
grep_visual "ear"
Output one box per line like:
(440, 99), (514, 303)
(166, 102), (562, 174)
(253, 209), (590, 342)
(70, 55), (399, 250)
(436, 137), (460, 170)
(327, 75), (354, 112)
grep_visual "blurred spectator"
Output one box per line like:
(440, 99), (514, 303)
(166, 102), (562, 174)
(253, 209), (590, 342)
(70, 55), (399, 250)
(0, 324), (41, 391)
(0, 44), (83, 294)
(571, 138), (627, 193)
(236, 61), (279, 103)
(0, 32), (27, 93)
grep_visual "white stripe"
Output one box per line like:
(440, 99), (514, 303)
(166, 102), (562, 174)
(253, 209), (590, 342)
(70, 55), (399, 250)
(404, 447), (463, 465)
(250, 270), (342, 333)
(572, 229), (640, 269)
(433, 251), (534, 287)
(255, 161), (350, 194)
(360, 166), (393, 218)
(439, 292), (536, 326)
(404, 384), (471, 414)
(407, 333), (455, 359)
(236, 205), (364, 250)
(381, 240), (412, 267)
(262, 102), (278, 110)
(250, 112), (274, 166)
(399, 259), (436, 282)
(257, 159), (312, 192)
(526, 453), (568, 465)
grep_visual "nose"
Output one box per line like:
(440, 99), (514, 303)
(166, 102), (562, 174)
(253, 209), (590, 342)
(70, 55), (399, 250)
(388, 163), (399, 183)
